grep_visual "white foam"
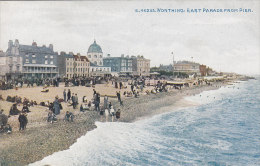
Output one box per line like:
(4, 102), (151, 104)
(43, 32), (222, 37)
(185, 82), (245, 105)
(30, 122), (152, 166)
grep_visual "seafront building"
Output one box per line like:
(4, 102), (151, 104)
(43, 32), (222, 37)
(159, 64), (173, 72)
(103, 54), (133, 76)
(58, 52), (90, 79)
(0, 50), (8, 80)
(86, 40), (111, 77)
(73, 54), (90, 78)
(131, 55), (150, 77)
(57, 52), (74, 78)
(173, 61), (201, 76)
(5, 39), (59, 79)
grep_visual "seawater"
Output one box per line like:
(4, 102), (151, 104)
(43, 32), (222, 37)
(31, 77), (260, 166)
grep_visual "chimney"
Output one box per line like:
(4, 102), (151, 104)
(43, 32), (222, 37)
(14, 39), (19, 47)
(60, 51), (66, 56)
(32, 41), (37, 46)
(49, 44), (53, 51)
(107, 54), (110, 57)
(8, 40), (13, 48)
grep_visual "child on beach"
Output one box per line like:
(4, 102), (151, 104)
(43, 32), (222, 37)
(64, 111), (74, 122)
(116, 109), (121, 121)
(110, 106), (115, 122)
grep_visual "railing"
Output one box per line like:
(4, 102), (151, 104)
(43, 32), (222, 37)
(22, 70), (58, 73)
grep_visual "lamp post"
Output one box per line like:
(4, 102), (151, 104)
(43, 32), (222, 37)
(172, 52), (174, 78)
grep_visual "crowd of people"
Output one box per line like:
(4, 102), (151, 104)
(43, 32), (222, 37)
(0, 76), (180, 135)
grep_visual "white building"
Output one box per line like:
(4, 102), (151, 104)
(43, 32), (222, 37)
(87, 40), (103, 66)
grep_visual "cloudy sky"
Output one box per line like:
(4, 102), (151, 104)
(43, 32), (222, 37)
(0, 1), (259, 75)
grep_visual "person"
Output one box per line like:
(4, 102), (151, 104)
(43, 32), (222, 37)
(67, 89), (71, 101)
(63, 89), (67, 102)
(18, 112), (28, 130)
(64, 111), (74, 122)
(116, 109), (121, 121)
(71, 93), (75, 108)
(131, 84), (134, 93)
(4, 124), (12, 134)
(105, 109), (109, 122)
(9, 104), (20, 115)
(80, 104), (85, 112)
(0, 110), (8, 127)
(22, 104), (30, 113)
(93, 89), (96, 96)
(83, 96), (87, 103)
(115, 82), (118, 88)
(110, 106), (115, 122)
(116, 91), (123, 106)
(104, 95), (108, 109)
(108, 102), (112, 109)
(94, 93), (100, 112)
(53, 96), (61, 115)
(47, 110), (57, 123)
(88, 101), (92, 110)
(119, 82), (123, 89)
(74, 94), (78, 109)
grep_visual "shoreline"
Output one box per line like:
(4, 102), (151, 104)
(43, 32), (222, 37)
(0, 81), (235, 165)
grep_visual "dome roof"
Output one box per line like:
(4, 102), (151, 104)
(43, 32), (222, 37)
(87, 40), (102, 53)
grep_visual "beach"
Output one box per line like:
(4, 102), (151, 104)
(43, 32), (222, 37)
(0, 80), (235, 165)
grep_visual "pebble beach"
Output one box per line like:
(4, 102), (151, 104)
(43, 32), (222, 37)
(0, 81), (231, 165)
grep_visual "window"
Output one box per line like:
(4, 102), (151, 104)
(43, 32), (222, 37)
(50, 56), (54, 59)
(32, 54), (36, 58)
(100, 62), (102, 65)
(94, 55), (97, 58)
(100, 55), (102, 58)
(32, 59), (36, 64)
(45, 55), (48, 58)
(25, 59), (29, 63)
(88, 55), (91, 58)
(26, 54), (29, 58)
(45, 60), (48, 64)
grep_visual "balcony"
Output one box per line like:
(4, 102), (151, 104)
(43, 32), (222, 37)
(23, 69), (58, 73)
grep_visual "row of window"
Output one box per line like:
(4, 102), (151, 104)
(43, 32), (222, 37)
(66, 62), (89, 67)
(66, 68), (89, 73)
(25, 59), (54, 64)
(25, 54), (54, 59)
(93, 61), (103, 65)
(91, 68), (110, 72)
(88, 55), (102, 58)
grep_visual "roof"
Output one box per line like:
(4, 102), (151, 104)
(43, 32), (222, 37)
(18, 45), (55, 54)
(73, 55), (90, 62)
(87, 40), (102, 53)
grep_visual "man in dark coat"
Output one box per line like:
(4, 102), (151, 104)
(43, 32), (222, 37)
(67, 89), (71, 101)
(53, 96), (61, 115)
(116, 91), (123, 106)
(18, 113), (28, 130)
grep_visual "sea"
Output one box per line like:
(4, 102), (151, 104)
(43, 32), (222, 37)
(31, 77), (260, 166)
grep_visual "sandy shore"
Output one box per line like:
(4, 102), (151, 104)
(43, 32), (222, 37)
(0, 81), (231, 165)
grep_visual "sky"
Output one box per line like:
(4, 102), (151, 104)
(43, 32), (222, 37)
(0, 0), (259, 75)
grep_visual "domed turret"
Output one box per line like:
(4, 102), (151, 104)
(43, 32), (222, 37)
(87, 40), (102, 53)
